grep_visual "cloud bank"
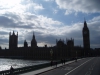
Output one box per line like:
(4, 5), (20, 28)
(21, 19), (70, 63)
(55, 0), (100, 15)
(0, 0), (99, 49)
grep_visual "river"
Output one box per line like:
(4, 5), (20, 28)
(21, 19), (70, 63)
(0, 58), (49, 71)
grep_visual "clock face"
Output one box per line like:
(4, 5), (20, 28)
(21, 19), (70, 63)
(84, 31), (87, 34)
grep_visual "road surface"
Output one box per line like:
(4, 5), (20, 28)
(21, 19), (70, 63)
(37, 57), (100, 75)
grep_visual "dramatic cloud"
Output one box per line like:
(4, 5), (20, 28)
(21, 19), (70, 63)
(0, 11), (100, 48)
(55, 0), (100, 15)
(0, 0), (44, 14)
(0, 0), (99, 49)
(0, 12), (64, 48)
(44, 0), (54, 1)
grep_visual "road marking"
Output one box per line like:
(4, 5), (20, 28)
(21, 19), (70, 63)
(91, 64), (95, 68)
(89, 67), (93, 70)
(85, 71), (91, 75)
(89, 63), (95, 71)
(61, 67), (73, 70)
(65, 58), (94, 75)
(85, 58), (98, 75)
(64, 67), (73, 70)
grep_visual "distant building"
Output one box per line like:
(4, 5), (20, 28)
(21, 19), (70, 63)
(0, 20), (92, 60)
(9, 31), (18, 49)
(24, 40), (28, 47)
(82, 20), (90, 56)
(67, 38), (74, 57)
(31, 32), (37, 48)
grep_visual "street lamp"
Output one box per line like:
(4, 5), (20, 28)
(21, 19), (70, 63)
(84, 52), (85, 57)
(76, 51), (77, 58)
(88, 53), (89, 57)
(75, 51), (77, 62)
(50, 49), (53, 60)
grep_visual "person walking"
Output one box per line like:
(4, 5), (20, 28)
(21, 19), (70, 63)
(10, 66), (14, 75)
(75, 58), (77, 62)
(55, 61), (57, 67)
(61, 59), (63, 65)
(64, 59), (65, 65)
(50, 60), (53, 67)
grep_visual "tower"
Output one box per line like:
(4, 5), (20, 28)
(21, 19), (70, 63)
(9, 31), (18, 49)
(82, 20), (90, 56)
(24, 40), (28, 47)
(31, 32), (37, 48)
(67, 38), (74, 57)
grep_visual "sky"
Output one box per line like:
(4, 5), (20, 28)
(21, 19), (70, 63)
(0, 0), (100, 49)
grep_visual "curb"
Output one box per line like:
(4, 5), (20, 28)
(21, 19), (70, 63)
(35, 60), (75, 75)
(35, 67), (57, 75)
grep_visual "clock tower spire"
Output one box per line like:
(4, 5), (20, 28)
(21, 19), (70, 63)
(82, 19), (90, 56)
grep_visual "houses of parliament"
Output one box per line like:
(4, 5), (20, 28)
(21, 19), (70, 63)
(0, 20), (98, 60)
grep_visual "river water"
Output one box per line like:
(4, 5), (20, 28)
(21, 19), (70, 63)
(0, 58), (49, 71)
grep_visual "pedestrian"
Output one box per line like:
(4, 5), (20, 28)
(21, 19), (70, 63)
(55, 61), (57, 67)
(61, 59), (63, 65)
(64, 59), (65, 65)
(10, 66), (14, 75)
(51, 60), (53, 67)
(75, 58), (77, 62)
(62, 59), (64, 65)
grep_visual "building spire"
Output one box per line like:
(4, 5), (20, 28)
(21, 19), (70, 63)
(84, 18), (87, 27)
(24, 40), (26, 42)
(31, 32), (37, 48)
(17, 32), (18, 36)
(13, 30), (15, 35)
(9, 32), (11, 35)
(33, 32), (35, 39)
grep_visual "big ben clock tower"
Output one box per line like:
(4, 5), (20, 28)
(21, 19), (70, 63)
(82, 20), (90, 56)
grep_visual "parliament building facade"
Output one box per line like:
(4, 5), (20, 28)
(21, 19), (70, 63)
(0, 21), (94, 60)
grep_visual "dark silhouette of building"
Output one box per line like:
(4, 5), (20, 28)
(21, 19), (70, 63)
(24, 40), (28, 47)
(9, 31), (18, 49)
(0, 20), (95, 60)
(56, 39), (66, 59)
(82, 20), (90, 56)
(31, 32), (37, 48)
(67, 38), (74, 58)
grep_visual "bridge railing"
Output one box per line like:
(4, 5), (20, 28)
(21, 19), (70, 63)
(0, 62), (51, 75)
(0, 57), (83, 75)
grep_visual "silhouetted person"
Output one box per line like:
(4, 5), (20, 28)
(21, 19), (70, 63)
(10, 66), (14, 75)
(61, 59), (63, 65)
(75, 58), (77, 62)
(55, 61), (57, 67)
(64, 59), (65, 65)
(50, 60), (53, 67)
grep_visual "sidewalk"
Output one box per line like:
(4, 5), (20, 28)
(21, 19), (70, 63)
(20, 60), (75, 75)
(20, 58), (84, 75)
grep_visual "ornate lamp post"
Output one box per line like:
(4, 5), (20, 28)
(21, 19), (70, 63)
(50, 49), (53, 60)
